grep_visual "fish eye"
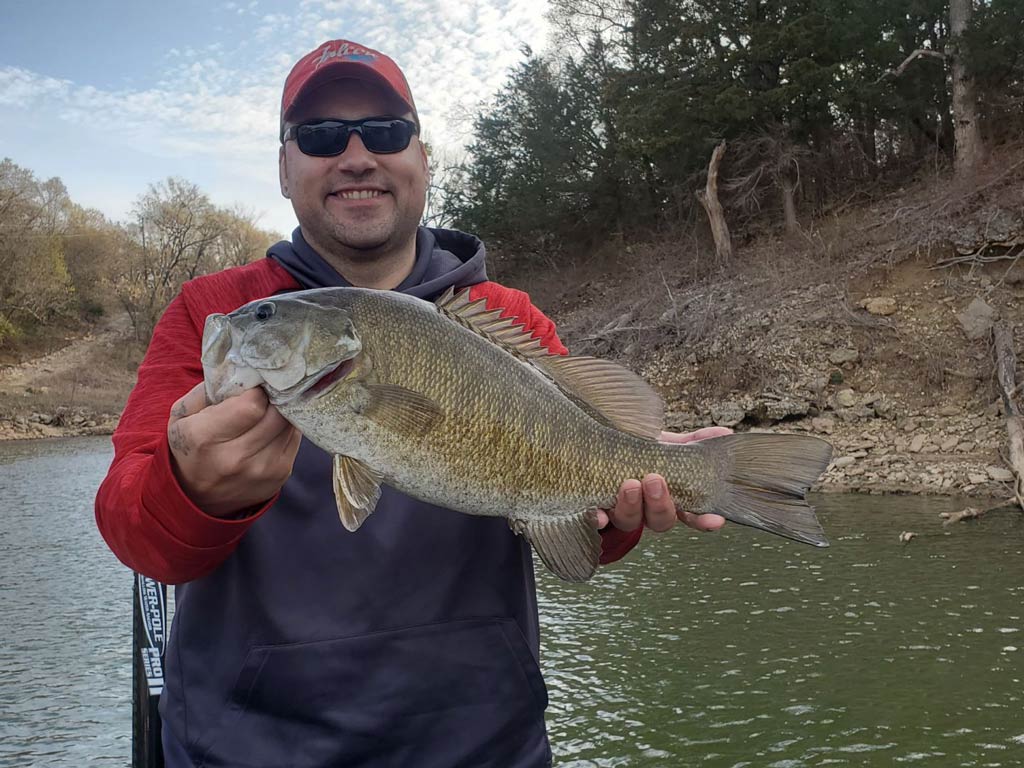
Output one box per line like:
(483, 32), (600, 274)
(254, 302), (276, 321)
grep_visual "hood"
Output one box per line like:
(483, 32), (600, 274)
(267, 226), (488, 301)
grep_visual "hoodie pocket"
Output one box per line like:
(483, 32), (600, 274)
(196, 618), (550, 768)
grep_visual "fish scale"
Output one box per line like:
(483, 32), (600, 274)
(202, 286), (833, 581)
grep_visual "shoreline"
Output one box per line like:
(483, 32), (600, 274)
(3, 407), (1017, 503)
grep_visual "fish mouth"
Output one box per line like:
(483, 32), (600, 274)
(271, 356), (356, 406)
(305, 357), (356, 398)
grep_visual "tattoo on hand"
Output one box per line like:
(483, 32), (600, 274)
(169, 423), (190, 457)
(171, 401), (187, 419)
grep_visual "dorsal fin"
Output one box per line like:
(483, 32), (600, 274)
(436, 287), (664, 440)
(533, 355), (665, 440)
(436, 286), (549, 358)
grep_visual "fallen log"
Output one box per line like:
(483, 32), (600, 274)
(992, 322), (1024, 510)
(940, 507), (986, 526)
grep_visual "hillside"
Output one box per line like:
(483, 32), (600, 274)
(3, 152), (1024, 506)
(489, 148), (1024, 500)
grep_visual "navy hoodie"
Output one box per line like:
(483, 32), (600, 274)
(161, 227), (552, 767)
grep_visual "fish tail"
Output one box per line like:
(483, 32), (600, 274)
(691, 433), (833, 547)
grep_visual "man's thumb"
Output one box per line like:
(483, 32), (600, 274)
(168, 382), (211, 424)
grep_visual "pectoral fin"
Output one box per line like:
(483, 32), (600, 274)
(364, 384), (443, 437)
(511, 510), (603, 582)
(333, 455), (384, 532)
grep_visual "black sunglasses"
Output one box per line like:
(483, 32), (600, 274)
(282, 117), (418, 157)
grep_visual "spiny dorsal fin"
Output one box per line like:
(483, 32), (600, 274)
(436, 287), (550, 359)
(436, 287), (665, 439)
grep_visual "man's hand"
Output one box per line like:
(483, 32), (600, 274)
(597, 427), (732, 533)
(167, 382), (302, 518)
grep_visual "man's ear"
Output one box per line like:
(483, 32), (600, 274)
(279, 146), (290, 199)
(418, 140), (429, 183)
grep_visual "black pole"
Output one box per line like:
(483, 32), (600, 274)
(132, 573), (167, 768)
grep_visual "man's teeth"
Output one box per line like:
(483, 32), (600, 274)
(337, 190), (383, 200)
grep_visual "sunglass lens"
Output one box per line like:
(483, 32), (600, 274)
(361, 120), (414, 153)
(297, 124), (350, 156)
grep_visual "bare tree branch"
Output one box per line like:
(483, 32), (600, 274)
(875, 48), (946, 84)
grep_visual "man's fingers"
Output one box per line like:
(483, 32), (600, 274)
(659, 427), (733, 444)
(169, 382), (211, 423)
(233, 400), (294, 454)
(679, 510), (726, 532)
(641, 474), (676, 532)
(195, 388), (272, 442)
(609, 479), (644, 531)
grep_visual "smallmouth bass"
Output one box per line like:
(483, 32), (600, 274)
(201, 287), (832, 581)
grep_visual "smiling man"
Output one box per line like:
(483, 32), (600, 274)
(95, 39), (726, 767)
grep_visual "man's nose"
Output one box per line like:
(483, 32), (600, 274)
(334, 133), (378, 173)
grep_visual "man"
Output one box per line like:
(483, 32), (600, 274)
(96, 40), (727, 767)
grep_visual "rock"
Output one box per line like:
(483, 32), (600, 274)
(921, 443), (939, 453)
(940, 436), (959, 452)
(872, 398), (897, 419)
(861, 297), (897, 316)
(811, 416), (835, 434)
(938, 404), (960, 417)
(829, 348), (860, 365)
(901, 418), (918, 433)
(836, 389), (858, 407)
(805, 376), (827, 395)
(986, 465), (1015, 482)
(957, 297), (998, 341)
(837, 405), (875, 422)
(711, 402), (746, 427)
(763, 397), (811, 421)
(909, 435), (927, 453)
(969, 472), (989, 484)
(833, 456), (857, 468)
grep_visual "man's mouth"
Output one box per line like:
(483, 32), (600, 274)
(332, 189), (386, 200)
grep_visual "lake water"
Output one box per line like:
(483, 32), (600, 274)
(1, 437), (1022, 767)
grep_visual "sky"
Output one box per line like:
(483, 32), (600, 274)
(0, 0), (550, 235)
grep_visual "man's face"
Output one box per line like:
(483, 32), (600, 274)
(279, 78), (428, 261)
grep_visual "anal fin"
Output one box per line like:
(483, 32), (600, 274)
(511, 511), (602, 582)
(333, 455), (384, 532)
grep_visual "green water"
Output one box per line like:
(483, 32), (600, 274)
(538, 495), (1024, 766)
(1, 439), (1021, 766)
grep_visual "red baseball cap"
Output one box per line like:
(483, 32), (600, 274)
(280, 40), (418, 140)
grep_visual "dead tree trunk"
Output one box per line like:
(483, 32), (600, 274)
(993, 322), (1024, 509)
(781, 177), (799, 236)
(949, 0), (985, 175)
(696, 141), (733, 261)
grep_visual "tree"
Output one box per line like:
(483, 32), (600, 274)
(950, 0), (985, 174)
(116, 178), (225, 341)
(0, 158), (75, 344)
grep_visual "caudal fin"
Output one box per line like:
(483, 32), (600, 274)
(692, 433), (833, 547)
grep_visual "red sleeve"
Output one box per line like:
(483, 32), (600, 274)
(94, 262), (298, 584)
(468, 282), (644, 564)
(93, 295), (273, 583)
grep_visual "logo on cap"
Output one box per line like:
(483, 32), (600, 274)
(314, 42), (378, 70)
